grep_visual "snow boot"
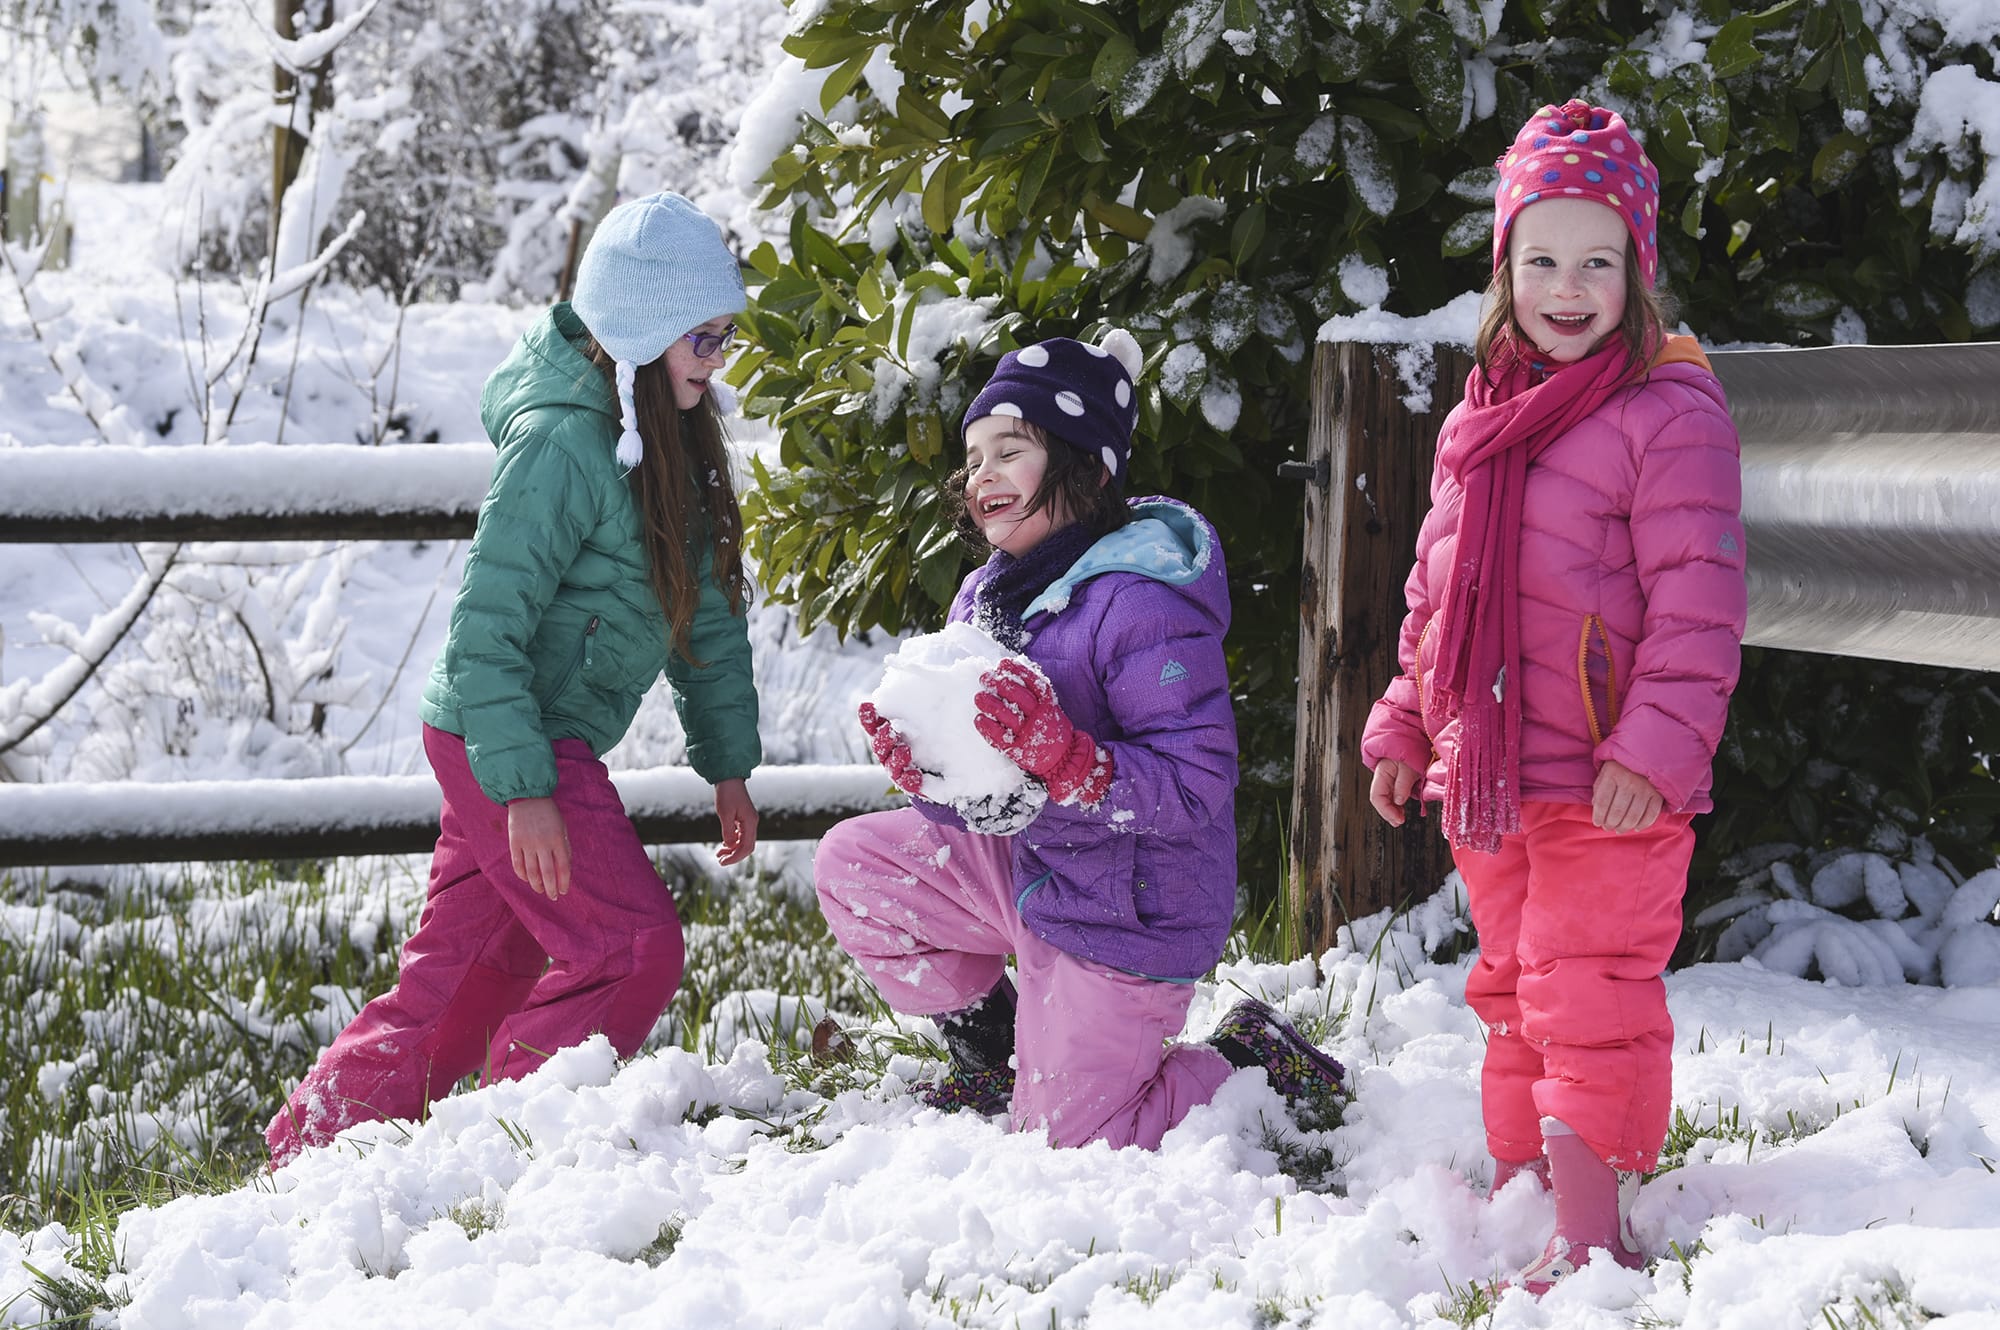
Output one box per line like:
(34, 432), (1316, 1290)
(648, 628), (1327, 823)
(1207, 998), (1348, 1127)
(1487, 1153), (1551, 1198)
(1512, 1121), (1643, 1294)
(914, 977), (1016, 1116)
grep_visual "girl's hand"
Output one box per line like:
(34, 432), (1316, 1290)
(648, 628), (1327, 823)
(1368, 759), (1422, 826)
(973, 659), (1113, 807)
(858, 702), (925, 795)
(508, 796), (572, 899)
(714, 778), (759, 866)
(1592, 759), (1663, 833)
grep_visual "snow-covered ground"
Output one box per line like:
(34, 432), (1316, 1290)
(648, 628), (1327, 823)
(5, 63), (2000, 1330)
(5, 893), (2000, 1330)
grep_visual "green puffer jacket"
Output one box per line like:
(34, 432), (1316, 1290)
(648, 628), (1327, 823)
(418, 304), (761, 804)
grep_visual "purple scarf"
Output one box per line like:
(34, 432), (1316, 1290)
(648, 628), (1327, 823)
(972, 522), (1099, 651)
(1428, 338), (1639, 851)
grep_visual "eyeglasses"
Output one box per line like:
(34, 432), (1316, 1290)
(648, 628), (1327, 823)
(682, 323), (738, 358)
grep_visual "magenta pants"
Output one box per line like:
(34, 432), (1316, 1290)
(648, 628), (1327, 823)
(267, 725), (684, 1163)
(814, 807), (1231, 1150)
(1457, 801), (1694, 1173)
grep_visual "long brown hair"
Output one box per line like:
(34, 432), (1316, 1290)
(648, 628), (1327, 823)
(583, 335), (748, 661)
(1474, 234), (1678, 383)
(944, 419), (1133, 551)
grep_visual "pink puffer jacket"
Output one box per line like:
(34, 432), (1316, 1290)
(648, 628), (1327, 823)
(1362, 347), (1747, 814)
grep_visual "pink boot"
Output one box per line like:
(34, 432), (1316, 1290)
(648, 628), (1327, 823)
(1513, 1122), (1643, 1294)
(1487, 1153), (1550, 1198)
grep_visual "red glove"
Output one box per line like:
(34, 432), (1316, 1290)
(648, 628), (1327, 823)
(972, 658), (1114, 807)
(858, 702), (924, 796)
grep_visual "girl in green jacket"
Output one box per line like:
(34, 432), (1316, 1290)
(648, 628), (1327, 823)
(268, 192), (762, 1165)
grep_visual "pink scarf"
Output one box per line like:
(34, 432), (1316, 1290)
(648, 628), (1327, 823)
(1427, 338), (1640, 852)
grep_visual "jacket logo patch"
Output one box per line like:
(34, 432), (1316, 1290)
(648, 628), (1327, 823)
(1158, 659), (1189, 685)
(1718, 532), (1739, 555)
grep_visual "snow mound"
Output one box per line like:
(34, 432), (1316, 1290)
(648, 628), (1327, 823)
(866, 622), (1045, 834)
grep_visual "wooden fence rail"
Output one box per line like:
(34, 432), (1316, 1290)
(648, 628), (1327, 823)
(1292, 339), (2000, 951)
(0, 448), (899, 868)
(0, 765), (899, 870)
(2, 442), (492, 543)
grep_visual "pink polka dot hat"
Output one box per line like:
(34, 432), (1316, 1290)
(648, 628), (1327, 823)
(1493, 99), (1661, 287)
(962, 330), (1145, 489)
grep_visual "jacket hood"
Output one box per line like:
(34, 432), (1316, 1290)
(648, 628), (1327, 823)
(479, 304), (617, 448)
(1024, 495), (1226, 626)
(1643, 351), (1730, 416)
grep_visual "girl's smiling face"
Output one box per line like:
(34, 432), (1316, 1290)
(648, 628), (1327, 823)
(663, 315), (735, 410)
(1508, 198), (1630, 364)
(964, 416), (1065, 556)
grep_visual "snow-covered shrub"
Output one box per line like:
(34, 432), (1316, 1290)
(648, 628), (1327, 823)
(1692, 655), (2000, 975)
(737, 0), (2000, 922)
(3, 543), (371, 783)
(1697, 844), (2000, 988)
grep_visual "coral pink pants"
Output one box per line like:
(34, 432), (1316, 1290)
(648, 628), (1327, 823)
(1457, 801), (1693, 1173)
(815, 808), (1230, 1150)
(267, 725), (684, 1163)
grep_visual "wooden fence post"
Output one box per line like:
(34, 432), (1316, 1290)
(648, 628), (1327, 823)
(1290, 341), (1465, 955)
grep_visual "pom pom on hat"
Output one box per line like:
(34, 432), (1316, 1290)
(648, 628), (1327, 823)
(1493, 99), (1661, 287)
(1098, 327), (1144, 381)
(962, 330), (1142, 488)
(572, 191), (746, 471)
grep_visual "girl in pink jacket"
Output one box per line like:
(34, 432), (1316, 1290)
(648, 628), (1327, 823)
(1361, 100), (1746, 1294)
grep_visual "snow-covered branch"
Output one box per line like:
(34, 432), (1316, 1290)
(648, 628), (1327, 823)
(0, 545), (182, 757)
(237, 0), (387, 75)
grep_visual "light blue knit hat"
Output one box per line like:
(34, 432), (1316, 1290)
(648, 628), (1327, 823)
(571, 191), (746, 468)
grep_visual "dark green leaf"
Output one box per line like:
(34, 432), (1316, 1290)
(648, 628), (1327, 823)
(1230, 200), (1266, 272)
(820, 49), (873, 113)
(1018, 136), (1058, 214)
(1072, 113), (1107, 163)
(896, 87), (955, 140)
(1441, 209), (1492, 258)
(1811, 131), (1868, 189)
(780, 29), (882, 71)
(1707, 17), (1762, 80)
(1091, 33), (1139, 93)
(921, 158), (965, 234)
(1405, 11), (1464, 134)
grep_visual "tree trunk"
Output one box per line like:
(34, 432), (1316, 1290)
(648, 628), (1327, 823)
(270, 0), (337, 254)
(3, 111), (45, 246)
(1290, 341), (1466, 955)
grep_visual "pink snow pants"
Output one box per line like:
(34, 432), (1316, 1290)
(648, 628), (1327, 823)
(267, 725), (684, 1163)
(814, 808), (1231, 1150)
(1457, 801), (1694, 1174)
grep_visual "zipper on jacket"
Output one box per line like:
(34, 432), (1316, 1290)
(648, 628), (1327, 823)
(1578, 614), (1620, 746)
(547, 617), (598, 702)
(1414, 618), (1433, 719)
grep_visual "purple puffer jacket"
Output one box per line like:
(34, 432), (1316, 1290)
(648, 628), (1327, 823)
(946, 496), (1239, 981)
(1362, 354), (1747, 814)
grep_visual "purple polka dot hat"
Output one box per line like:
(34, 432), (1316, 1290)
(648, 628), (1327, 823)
(962, 331), (1143, 489)
(1493, 99), (1660, 287)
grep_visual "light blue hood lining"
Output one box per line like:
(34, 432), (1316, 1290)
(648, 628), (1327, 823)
(1022, 500), (1212, 621)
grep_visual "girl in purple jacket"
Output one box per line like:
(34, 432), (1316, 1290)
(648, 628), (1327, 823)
(816, 331), (1344, 1150)
(1362, 101), (1746, 1292)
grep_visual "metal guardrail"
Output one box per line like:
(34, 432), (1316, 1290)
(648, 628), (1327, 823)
(1711, 343), (2000, 672)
